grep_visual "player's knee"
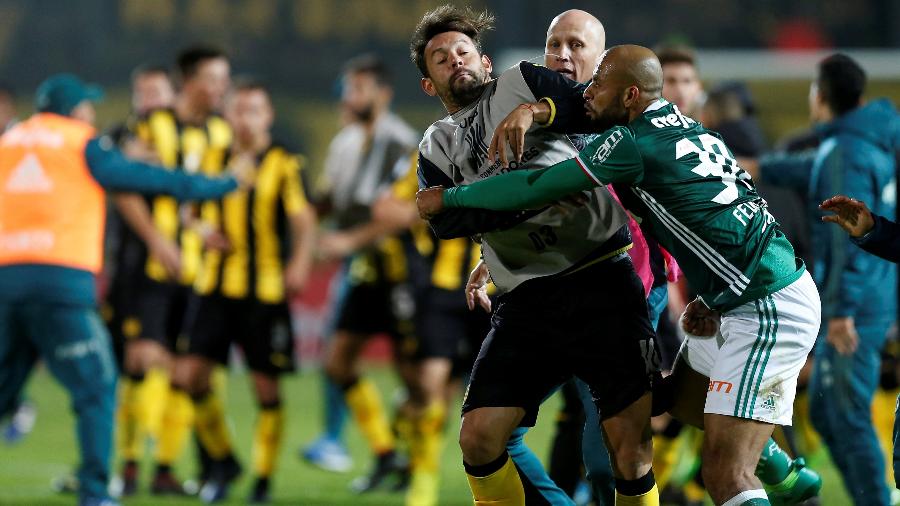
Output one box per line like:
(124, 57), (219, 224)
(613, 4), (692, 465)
(459, 417), (506, 465)
(608, 437), (653, 480)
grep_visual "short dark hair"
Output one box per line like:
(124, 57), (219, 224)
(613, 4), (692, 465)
(656, 46), (697, 69)
(176, 45), (227, 82)
(130, 63), (170, 85)
(231, 76), (271, 97)
(410, 5), (495, 77)
(342, 54), (392, 87)
(817, 53), (865, 116)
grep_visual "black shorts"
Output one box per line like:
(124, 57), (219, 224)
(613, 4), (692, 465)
(461, 254), (660, 427)
(129, 277), (191, 352)
(413, 287), (491, 365)
(183, 294), (295, 375)
(335, 278), (416, 341)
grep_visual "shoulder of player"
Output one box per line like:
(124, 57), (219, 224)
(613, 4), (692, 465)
(418, 125), (452, 169)
(263, 141), (307, 170)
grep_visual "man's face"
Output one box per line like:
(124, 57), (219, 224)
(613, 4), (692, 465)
(544, 19), (604, 83)
(422, 31), (492, 108)
(662, 62), (701, 114)
(132, 72), (174, 115)
(342, 71), (386, 123)
(226, 89), (273, 144)
(70, 101), (96, 126)
(583, 63), (629, 131)
(184, 57), (231, 114)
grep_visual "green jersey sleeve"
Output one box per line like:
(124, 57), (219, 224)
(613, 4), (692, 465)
(573, 126), (644, 186)
(442, 126), (643, 211)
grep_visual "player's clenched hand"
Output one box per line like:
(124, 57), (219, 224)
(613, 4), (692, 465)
(488, 103), (536, 166)
(416, 186), (445, 219)
(284, 257), (310, 296)
(820, 195), (875, 238)
(466, 260), (492, 313)
(826, 317), (859, 356)
(680, 298), (720, 338)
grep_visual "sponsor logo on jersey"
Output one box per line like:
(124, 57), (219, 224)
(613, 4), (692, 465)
(708, 379), (734, 394)
(4, 154), (53, 193)
(591, 129), (623, 165)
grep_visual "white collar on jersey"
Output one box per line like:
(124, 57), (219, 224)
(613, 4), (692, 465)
(644, 99), (669, 113)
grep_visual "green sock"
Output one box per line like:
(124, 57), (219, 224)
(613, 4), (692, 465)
(756, 438), (791, 485)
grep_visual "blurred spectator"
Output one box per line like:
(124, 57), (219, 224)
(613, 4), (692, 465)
(656, 46), (705, 119)
(759, 53), (900, 505)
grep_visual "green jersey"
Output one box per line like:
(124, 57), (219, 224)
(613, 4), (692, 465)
(443, 100), (803, 311)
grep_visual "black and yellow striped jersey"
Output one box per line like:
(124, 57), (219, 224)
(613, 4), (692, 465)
(134, 108), (232, 285)
(392, 155), (493, 293)
(194, 143), (309, 304)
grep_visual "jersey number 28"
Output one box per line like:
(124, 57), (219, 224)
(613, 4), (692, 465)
(675, 133), (749, 205)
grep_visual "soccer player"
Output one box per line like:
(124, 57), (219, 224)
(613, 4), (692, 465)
(411, 7), (660, 505)
(101, 64), (177, 496)
(113, 45), (232, 493)
(170, 80), (316, 503)
(0, 73), (242, 506)
(303, 54), (421, 492)
(417, 45), (822, 506)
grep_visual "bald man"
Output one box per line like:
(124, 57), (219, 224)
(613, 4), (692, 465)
(418, 45), (823, 506)
(544, 10), (605, 84)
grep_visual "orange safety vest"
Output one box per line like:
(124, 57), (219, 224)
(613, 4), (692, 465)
(0, 113), (105, 273)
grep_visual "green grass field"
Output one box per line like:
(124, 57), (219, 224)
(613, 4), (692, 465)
(0, 366), (856, 505)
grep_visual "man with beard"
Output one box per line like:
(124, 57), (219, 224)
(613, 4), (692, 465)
(417, 45), (823, 506)
(302, 54), (421, 493)
(411, 7), (661, 505)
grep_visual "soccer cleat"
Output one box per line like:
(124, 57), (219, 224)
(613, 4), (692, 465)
(301, 436), (353, 473)
(350, 451), (407, 493)
(248, 477), (271, 504)
(199, 454), (243, 504)
(51, 473), (79, 494)
(3, 401), (37, 444)
(119, 461), (138, 497)
(151, 469), (187, 495)
(765, 457), (822, 506)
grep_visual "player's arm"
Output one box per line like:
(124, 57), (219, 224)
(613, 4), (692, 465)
(754, 149), (816, 191)
(85, 137), (239, 200)
(420, 127), (643, 216)
(821, 194), (900, 263)
(517, 62), (592, 133)
(418, 153), (538, 239)
(282, 156), (317, 295)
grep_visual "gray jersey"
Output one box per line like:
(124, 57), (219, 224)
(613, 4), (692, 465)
(323, 112), (418, 230)
(418, 62), (627, 292)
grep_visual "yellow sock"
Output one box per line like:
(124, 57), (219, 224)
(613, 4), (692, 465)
(410, 401), (446, 473)
(873, 387), (899, 484)
(117, 377), (143, 461)
(651, 434), (678, 488)
(407, 401), (447, 506)
(253, 405), (284, 477)
(140, 368), (171, 439)
(616, 483), (660, 506)
(466, 453), (525, 505)
(793, 391), (821, 456)
(193, 392), (233, 460)
(344, 378), (395, 454)
(155, 387), (193, 465)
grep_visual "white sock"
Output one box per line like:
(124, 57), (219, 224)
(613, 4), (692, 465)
(722, 489), (768, 506)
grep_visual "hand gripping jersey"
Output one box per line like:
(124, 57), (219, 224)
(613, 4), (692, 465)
(443, 99), (803, 310)
(418, 62), (628, 292)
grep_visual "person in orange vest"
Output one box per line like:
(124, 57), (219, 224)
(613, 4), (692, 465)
(0, 73), (243, 506)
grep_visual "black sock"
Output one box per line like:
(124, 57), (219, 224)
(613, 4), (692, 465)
(464, 452), (509, 478)
(615, 469), (655, 496)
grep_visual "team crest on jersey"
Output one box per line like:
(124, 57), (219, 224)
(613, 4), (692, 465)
(592, 129), (623, 165)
